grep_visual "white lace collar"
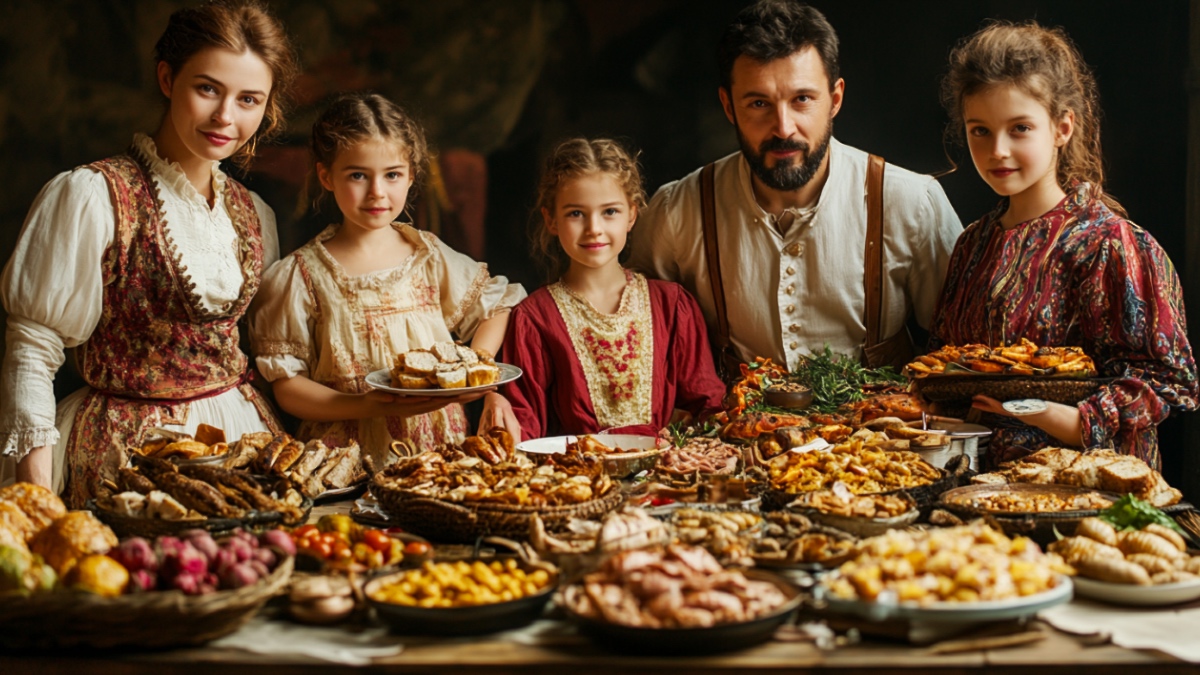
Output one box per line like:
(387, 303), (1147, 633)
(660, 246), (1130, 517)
(130, 132), (228, 206)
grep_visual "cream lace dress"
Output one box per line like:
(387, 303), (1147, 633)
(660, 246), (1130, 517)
(250, 223), (525, 469)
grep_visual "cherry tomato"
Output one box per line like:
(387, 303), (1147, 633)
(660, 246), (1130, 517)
(320, 531), (343, 547)
(331, 541), (353, 562)
(404, 541), (431, 556)
(361, 529), (391, 553)
(309, 540), (333, 559)
(293, 524), (318, 539)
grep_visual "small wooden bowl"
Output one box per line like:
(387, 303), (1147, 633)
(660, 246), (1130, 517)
(763, 384), (814, 410)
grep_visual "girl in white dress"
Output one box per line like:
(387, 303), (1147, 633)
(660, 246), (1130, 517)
(0, 0), (300, 507)
(249, 92), (524, 469)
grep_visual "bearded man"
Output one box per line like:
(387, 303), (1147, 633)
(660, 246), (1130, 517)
(630, 0), (961, 374)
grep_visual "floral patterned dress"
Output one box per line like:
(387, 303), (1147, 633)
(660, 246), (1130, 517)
(250, 223), (525, 469)
(931, 183), (1198, 470)
(502, 270), (726, 439)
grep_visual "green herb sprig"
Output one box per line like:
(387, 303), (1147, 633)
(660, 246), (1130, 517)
(788, 346), (906, 414)
(1097, 494), (1184, 533)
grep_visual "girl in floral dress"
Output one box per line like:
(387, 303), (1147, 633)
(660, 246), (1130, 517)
(249, 93), (525, 469)
(501, 138), (725, 441)
(932, 22), (1198, 470)
(0, 0), (299, 507)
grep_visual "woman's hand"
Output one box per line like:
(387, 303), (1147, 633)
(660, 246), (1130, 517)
(479, 392), (521, 443)
(972, 395), (1085, 447)
(366, 388), (494, 418)
(15, 445), (53, 489)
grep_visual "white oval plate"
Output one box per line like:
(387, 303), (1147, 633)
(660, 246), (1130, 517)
(517, 434), (665, 455)
(365, 363), (522, 397)
(817, 576), (1072, 622)
(1072, 575), (1200, 606)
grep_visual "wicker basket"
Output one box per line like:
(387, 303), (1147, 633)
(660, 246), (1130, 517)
(0, 555), (292, 650)
(371, 479), (625, 543)
(914, 375), (1101, 406)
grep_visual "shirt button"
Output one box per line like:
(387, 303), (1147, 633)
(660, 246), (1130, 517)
(786, 305), (795, 314)
(789, 324), (800, 333)
(785, 284), (795, 295)
(786, 243), (801, 256)
(786, 266), (795, 275)
(789, 341), (798, 350)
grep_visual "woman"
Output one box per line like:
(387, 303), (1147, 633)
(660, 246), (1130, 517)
(0, 0), (300, 506)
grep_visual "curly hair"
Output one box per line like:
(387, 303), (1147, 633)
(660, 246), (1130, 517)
(941, 21), (1124, 215)
(306, 92), (430, 218)
(154, 0), (299, 169)
(716, 0), (839, 92)
(532, 138), (647, 281)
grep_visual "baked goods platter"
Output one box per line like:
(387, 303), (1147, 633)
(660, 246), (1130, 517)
(366, 342), (521, 396)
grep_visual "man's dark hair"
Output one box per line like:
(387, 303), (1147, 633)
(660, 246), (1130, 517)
(717, 0), (840, 92)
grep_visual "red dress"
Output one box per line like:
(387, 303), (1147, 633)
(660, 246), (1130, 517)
(502, 272), (725, 439)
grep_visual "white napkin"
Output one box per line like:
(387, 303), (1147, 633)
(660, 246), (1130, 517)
(210, 617), (403, 665)
(1040, 599), (1200, 662)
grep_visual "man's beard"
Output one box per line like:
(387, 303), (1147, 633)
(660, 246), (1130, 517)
(737, 118), (832, 192)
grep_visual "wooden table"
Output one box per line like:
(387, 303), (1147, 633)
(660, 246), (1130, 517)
(0, 622), (1189, 675)
(5, 503), (1190, 675)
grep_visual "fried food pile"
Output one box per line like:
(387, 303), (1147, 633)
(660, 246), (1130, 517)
(131, 424), (228, 461)
(374, 442), (613, 506)
(791, 487), (915, 519)
(222, 432), (365, 498)
(971, 447), (1182, 507)
(769, 438), (941, 495)
(669, 509), (761, 567)
(824, 522), (1069, 604)
(748, 512), (856, 567)
(958, 490), (1112, 513)
(906, 338), (1096, 377)
(370, 558), (553, 608)
(97, 456), (306, 524)
(390, 342), (500, 390)
(565, 545), (790, 628)
(1049, 517), (1200, 585)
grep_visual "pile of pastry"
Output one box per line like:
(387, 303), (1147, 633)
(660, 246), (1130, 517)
(905, 338), (1096, 377)
(390, 342), (500, 390)
(224, 433), (365, 499)
(130, 424), (230, 461)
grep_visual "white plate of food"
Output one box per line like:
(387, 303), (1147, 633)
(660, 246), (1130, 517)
(516, 434), (665, 455)
(1072, 575), (1200, 607)
(817, 576), (1073, 622)
(365, 363), (522, 397)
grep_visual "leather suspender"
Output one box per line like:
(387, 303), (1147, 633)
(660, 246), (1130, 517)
(701, 154), (898, 372)
(699, 163), (731, 355)
(863, 154), (886, 353)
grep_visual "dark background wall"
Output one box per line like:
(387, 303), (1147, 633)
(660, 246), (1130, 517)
(0, 1), (1192, 493)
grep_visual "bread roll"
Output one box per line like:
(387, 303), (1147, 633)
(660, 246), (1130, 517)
(467, 363), (500, 387)
(436, 367), (467, 389)
(0, 482), (67, 533)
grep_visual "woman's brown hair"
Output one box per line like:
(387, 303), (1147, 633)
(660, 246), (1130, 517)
(155, 0), (299, 169)
(941, 21), (1124, 216)
(532, 138), (647, 282)
(306, 92), (430, 219)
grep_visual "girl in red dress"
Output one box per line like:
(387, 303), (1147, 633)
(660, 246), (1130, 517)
(502, 138), (726, 441)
